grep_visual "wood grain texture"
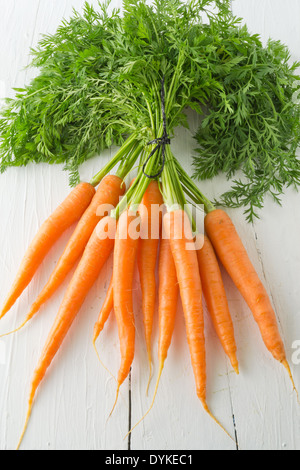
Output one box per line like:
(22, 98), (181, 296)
(0, 0), (299, 451)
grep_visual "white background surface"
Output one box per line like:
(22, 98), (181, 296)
(0, 0), (300, 451)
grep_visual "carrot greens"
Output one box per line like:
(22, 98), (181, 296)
(1, 0), (299, 220)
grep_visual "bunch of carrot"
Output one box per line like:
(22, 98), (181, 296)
(0, 147), (298, 450)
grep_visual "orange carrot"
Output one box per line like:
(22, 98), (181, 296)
(16, 215), (116, 450)
(165, 209), (206, 402)
(92, 271), (117, 380)
(0, 182), (95, 320)
(93, 273), (114, 345)
(126, 209), (233, 440)
(157, 236), (179, 368)
(164, 209), (233, 438)
(205, 208), (297, 395)
(4, 175), (125, 335)
(111, 209), (140, 412)
(92, 178), (136, 346)
(196, 234), (239, 374)
(137, 180), (163, 391)
(125, 236), (179, 437)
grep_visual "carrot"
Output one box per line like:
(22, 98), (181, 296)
(125, 235), (179, 437)
(196, 234), (239, 374)
(137, 180), (163, 391)
(92, 272), (117, 381)
(205, 209), (298, 397)
(93, 274), (114, 345)
(93, 179), (138, 383)
(2, 175), (125, 336)
(157, 236), (179, 369)
(165, 209), (206, 401)
(0, 182), (95, 320)
(16, 215), (116, 450)
(92, 178), (137, 381)
(110, 208), (140, 413)
(92, 179), (136, 354)
(163, 209), (233, 438)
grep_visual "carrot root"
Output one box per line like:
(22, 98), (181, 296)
(200, 399), (235, 443)
(16, 404), (32, 450)
(205, 209), (299, 401)
(93, 339), (116, 382)
(108, 384), (121, 420)
(16, 385), (36, 450)
(124, 359), (165, 440)
(232, 362), (239, 375)
(138, 181), (163, 394)
(281, 359), (299, 404)
(113, 209), (139, 393)
(145, 354), (153, 397)
(0, 316), (30, 338)
(196, 234), (239, 374)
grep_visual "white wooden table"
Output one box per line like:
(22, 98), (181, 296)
(0, 0), (299, 451)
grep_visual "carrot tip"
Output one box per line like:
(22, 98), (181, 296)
(0, 308), (8, 320)
(16, 400), (33, 450)
(201, 399), (234, 442)
(282, 359), (300, 404)
(0, 317), (30, 339)
(146, 353), (153, 397)
(123, 360), (165, 441)
(108, 384), (120, 421)
(93, 340), (116, 382)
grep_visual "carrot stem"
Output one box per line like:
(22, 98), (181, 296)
(111, 139), (160, 219)
(161, 147), (197, 234)
(174, 159), (215, 213)
(90, 133), (139, 187)
(116, 142), (144, 180)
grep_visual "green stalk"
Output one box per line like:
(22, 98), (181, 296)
(111, 136), (163, 220)
(165, 50), (185, 117)
(161, 147), (197, 233)
(89, 133), (138, 187)
(110, 149), (146, 219)
(130, 152), (160, 208)
(116, 142), (143, 180)
(146, 99), (156, 137)
(174, 159), (216, 213)
(151, 76), (162, 134)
